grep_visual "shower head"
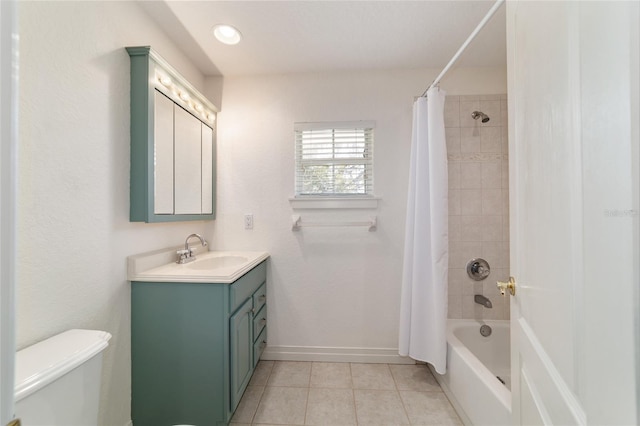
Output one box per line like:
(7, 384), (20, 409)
(471, 111), (490, 123)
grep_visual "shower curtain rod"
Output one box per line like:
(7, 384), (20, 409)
(421, 0), (505, 97)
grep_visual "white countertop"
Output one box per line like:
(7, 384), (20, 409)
(128, 247), (270, 284)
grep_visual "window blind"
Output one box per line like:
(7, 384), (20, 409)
(295, 122), (374, 196)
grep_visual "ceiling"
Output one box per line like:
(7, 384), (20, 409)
(140, 0), (506, 77)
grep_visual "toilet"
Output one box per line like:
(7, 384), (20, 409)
(14, 329), (112, 426)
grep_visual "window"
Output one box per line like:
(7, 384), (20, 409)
(295, 121), (374, 197)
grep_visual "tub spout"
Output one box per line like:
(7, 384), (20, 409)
(474, 294), (492, 308)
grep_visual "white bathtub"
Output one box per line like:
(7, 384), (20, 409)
(431, 319), (511, 426)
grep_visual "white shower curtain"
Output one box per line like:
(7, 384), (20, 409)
(399, 87), (448, 374)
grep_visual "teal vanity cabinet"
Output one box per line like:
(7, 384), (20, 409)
(126, 46), (218, 223)
(131, 261), (267, 426)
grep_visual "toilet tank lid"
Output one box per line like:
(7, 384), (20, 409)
(15, 329), (112, 401)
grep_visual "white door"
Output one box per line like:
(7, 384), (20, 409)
(507, 1), (638, 425)
(0, 1), (18, 425)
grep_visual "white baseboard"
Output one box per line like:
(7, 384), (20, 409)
(261, 345), (416, 364)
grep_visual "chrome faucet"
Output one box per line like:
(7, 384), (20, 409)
(474, 294), (492, 308)
(176, 233), (208, 264)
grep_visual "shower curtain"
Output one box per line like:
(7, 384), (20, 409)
(399, 87), (448, 374)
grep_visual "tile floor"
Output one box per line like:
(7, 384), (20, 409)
(230, 361), (462, 426)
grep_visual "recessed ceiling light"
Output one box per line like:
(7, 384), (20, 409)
(212, 24), (242, 45)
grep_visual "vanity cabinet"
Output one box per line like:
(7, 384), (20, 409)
(127, 46), (217, 223)
(131, 261), (267, 426)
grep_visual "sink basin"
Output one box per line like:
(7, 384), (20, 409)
(187, 256), (248, 270)
(128, 249), (270, 283)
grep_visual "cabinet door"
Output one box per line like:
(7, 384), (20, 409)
(174, 105), (202, 214)
(230, 298), (254, 411)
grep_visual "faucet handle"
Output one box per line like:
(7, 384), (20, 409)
(496, 277), (517, 296)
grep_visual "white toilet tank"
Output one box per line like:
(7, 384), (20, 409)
(14, 329), (112, 426)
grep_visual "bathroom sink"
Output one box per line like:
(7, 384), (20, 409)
(187, 255), (249, 270)
(127, 249), (269, 283)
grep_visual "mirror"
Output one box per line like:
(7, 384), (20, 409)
(127, 46), (217, 223)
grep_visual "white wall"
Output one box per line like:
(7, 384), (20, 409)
(209, 68), (506, 360)
(18, 2), (213, 425)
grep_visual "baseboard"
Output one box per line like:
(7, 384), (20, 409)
(261, 345), (416, 364)
(124, 421), (133, 426)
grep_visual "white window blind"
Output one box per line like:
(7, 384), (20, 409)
(295, 121), (374, 197)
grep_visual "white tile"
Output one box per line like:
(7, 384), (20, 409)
(305, 388), (356, 425)
(253, 386), (308, 425)
(449, 215), (461, 242)
(501, 99), (509, 124)
(482, 293), (505, 320)
(502, 188), (510, 215)
(444, 98), (460, 128)
(482, 241), (509, 269)
(460, 215), (483, 241)
(449, 189), (461, 216)
(501, 159), (509, 188)
(460, 162), (482, 189)
(310, 362), (352, 389)
(460, 127), (481, 153)
(447, 268), (466, 295)
(354, 389), (409, 425)
(351, 363), (395, 390)
(446, 127), (461, 154)
(480, 126), (502, 153)
(481, 162), (502, 189)
(481, 189), (502, 216)
(448, 279), (462, 298)
(501, 126), (509, 153)
(268, 361), (311, 387)
(399, 391), (463, 425)
(462, 295), (484, 319)
(479, 94), (501, 101)
(460, 189), (482, 215)
(449, 240), (481, 270)
(389, 364), (441, 392)
(231, 386), (264, 423)
(447, 295), (462, 319)
(448, 162), (461, 190)
(462, 281), (483, 297)
(482, 215), (503, 242)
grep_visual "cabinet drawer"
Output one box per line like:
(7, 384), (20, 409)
(230, 261), (266, 312)
(253, 328), (267, 368)
(253, 305), (267, 340)
(253, 283), (267, 313)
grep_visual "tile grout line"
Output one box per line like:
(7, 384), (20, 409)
(390, 364), (413, 425)
(349, 362), (358, 426)
(303, 362), (313, 425)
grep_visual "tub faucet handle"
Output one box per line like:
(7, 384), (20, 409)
(497, 276), (516, 296)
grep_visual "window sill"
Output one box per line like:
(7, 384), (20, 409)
(289, 196), (380, 209)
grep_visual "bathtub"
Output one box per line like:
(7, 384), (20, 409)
(430, 319), (511, 426)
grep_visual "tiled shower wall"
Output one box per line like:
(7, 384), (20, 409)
(445, 94), (510, 320)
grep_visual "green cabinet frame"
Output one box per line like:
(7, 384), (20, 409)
(126, 46), (218, 222)
(131, 261), (267, 426)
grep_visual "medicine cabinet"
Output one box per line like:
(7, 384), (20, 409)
(127, 46), (217, 222)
